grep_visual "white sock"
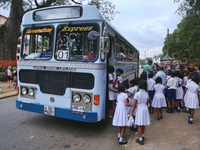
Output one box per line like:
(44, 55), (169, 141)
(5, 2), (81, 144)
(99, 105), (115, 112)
(142, 134), (144, 137)
(119, 137), (123, 142)
(134, 124), (137, 128)
(188, 114), (191, 117)
(190, 118), (193, 121)
(139, 137), (143, 141)
(186, 108), (189, 111)
(118, 133), (121, 138)
(178, 107), (180, 110)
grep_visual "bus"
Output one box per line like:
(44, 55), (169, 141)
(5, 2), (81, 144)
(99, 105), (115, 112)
(16, 5), (139, 123)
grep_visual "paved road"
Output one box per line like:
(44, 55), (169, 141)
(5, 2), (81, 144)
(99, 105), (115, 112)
(0, 96), (133, 150)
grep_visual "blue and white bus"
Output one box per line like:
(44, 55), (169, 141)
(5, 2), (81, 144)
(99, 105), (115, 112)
(16, 5), (139, 123)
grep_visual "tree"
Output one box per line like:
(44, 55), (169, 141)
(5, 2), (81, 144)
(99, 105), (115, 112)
(0, 0), (118, 60)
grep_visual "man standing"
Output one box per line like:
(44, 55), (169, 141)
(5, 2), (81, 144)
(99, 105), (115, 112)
(155, 66), (166, 85)
(143, 60), (153, 79)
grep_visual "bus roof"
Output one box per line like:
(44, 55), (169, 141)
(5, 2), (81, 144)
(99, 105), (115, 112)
(22, 5), (139, 54)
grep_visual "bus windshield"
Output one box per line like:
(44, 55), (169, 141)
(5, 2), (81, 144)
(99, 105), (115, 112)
(21, 26), (54, 60)
(55, 23), (99, 62)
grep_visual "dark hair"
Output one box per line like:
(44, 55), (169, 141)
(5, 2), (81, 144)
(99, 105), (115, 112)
(188, 72), (193, 78)
(130, 50), (133, 53)
(184, 71), (189, 76)
(192, 75), (199, 84)
(123, 79), (129, 89)
(178, 72), (184, 79)
(140, 71), (147, 80)
(167, 69), (172, 75)
(148, 60), (152, 63)
(120, 47), (124, 53)
(155, 77), (162, 84)
(138, 79), (147, 90)
(148, 71), (153, 78)
(108, 65), (114, 73)
(118, 83), (126, 93)
(171, 71), (176, 77)
(175, 71), (180, 77)
(134, 77), (140, 85)
(116, 68), (124, 74)
(130, 79), (136, 85)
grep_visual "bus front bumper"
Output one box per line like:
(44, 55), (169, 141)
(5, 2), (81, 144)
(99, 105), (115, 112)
(16, 100), (98, 123)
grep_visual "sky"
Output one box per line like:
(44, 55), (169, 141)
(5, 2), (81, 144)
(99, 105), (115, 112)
(0, 0), (182, 59)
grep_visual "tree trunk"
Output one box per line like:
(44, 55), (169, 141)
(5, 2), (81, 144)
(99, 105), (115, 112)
(0, 0), (23, 60)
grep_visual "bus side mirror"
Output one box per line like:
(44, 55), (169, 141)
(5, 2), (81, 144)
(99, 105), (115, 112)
(87, 30), (99, 41)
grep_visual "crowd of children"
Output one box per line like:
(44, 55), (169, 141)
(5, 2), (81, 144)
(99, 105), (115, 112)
(109, 65), (200, 146)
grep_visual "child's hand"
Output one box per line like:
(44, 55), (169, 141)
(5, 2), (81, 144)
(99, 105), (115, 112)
(182, 98), (184, 103)
(128, 114), (132, 119)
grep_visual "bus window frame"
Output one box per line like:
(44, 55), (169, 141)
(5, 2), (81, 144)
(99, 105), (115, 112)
(21, 25), (55, 60)
(54, 23), (100, 62)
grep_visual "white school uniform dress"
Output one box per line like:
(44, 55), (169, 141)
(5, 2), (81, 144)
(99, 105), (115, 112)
(134, 89), (151, 126)
(112, 92), (128, 127)
(184, 79), (192, 104)
(185, 81), (200, 109)
(113, 74), (123, 99)
(152, 83), (167, 108)
(127, 86), (138, 114)
(176, 77), (184, 100)
(108, 73), (114, 101)
(183, 76), (189, 87)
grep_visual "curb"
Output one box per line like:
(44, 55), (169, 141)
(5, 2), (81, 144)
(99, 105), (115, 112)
(0, 93), (17, 100)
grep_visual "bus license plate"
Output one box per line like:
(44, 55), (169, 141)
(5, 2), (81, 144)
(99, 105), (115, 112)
(72, 105), (91, 113)
(44, 106), (55, 116)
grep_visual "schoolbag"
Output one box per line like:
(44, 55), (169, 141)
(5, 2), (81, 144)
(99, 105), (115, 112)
(4, 70), (8, 76)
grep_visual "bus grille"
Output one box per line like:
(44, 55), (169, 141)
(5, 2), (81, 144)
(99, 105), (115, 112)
(19, 70), (94, 95)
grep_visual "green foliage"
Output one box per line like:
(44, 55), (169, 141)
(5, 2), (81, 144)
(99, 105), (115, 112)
(0, 72), (7, 81)
(162, 0), (200, 62)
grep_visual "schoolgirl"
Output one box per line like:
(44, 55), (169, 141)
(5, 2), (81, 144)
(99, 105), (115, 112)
(147, 72), (155, 114)
(127, 78), (139, 131)
(175, 72), (184, 112)
(164, 69), (172, 99)
(152, 77), (166, 120)
(112, 83), (133, 144)
(129, 79), (151, 145)
(182, 72), (193, 113)
(182, 75), (200, 124)
(108, 65), (117, 117)
(183, 71), (189, 92)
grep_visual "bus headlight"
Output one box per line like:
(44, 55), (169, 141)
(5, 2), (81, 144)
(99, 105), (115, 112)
(21, 87), (28, 95)
(73, 93), (81, 103)
(83, 94), (91, 104)
(29, 88), (34, 96)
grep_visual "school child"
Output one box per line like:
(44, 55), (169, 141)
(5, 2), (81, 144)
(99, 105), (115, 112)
(182, 72), (193, 113)
(166, 71), (178, 113)
(129, 79), (151, 145)
(164, 69), (172, 99)
(182, 75), (200, 124)
(183, 71), (189, 92)
(126, 78), (139, 131)
(175, 72), (184, 112)
(113, 68), (124, 99)
(127, 79), (138, 114)
(112, 83), (133, 144)
(108, 65), (118, 117)
(152, 77), (166, 120)
(147, 72), (155, 114)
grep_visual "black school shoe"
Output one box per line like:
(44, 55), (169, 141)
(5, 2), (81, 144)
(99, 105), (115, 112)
(119, 140), (127, 145)
(188, 120), (193, 124)
(136, 139), (144, 145)
(182, 109), (189, 113)
(171, 108), (174, 113)
(166, 108), (171, 114)
(177, 109), (180, 112)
